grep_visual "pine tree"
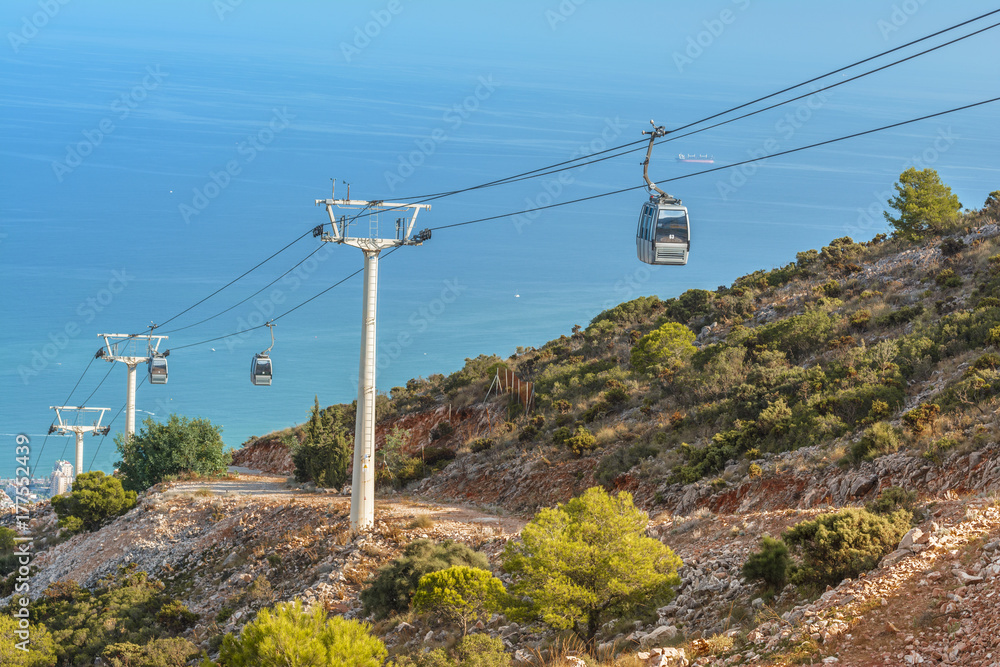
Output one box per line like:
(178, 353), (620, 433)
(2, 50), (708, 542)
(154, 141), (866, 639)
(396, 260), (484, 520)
(293, 397), (351, 490)
(502, 487), (682, 645)
(884, 167), (961, 240)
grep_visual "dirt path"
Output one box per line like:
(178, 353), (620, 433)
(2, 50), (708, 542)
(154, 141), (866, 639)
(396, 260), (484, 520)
(162, 470), (527, 534)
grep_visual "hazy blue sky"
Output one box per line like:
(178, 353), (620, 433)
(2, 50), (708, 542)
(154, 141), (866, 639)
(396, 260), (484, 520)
(2, 1), (998, 476)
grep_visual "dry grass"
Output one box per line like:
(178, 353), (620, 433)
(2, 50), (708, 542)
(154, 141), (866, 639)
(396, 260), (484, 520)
(408, 514), (435, 530)
(343, 561), (378, 586)
(595, 423), (629, 447)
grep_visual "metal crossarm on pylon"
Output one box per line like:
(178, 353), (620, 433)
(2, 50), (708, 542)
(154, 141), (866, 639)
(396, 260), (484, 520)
(315, 184), (431, 532)
(97, 333), (168, 440)
(49, 405), (111, 475)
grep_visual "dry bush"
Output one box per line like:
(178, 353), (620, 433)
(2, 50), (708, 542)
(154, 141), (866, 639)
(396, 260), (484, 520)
(343, 561), (378, 586)
(408, 514), (435, 530)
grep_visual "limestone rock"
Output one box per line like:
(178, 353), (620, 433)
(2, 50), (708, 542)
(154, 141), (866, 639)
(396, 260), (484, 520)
(640, 624), (678, 647)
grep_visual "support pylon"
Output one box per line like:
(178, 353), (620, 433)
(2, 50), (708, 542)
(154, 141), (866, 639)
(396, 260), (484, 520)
(316, 187), (431, 532)
(97, 333), (168, 441)
(48, 406), (111, 475)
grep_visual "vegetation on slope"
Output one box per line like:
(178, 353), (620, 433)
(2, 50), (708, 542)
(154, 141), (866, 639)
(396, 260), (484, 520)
(272, 172), (1000, 507)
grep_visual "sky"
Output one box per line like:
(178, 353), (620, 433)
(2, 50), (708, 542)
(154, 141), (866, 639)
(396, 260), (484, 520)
(1, 0), (998, 478)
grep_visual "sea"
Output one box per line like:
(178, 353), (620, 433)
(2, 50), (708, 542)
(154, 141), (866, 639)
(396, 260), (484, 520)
(2, 1), (998, 478)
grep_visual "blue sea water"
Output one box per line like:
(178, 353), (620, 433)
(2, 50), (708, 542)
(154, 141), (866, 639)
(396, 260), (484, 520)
(2, 1), (999, 478)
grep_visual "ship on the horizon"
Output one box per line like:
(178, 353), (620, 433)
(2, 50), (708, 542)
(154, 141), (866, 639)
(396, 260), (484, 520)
(677, 153), (715, 164)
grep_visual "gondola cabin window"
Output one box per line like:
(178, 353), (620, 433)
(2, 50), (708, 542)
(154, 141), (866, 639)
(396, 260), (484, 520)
(656, 208), (689, 242)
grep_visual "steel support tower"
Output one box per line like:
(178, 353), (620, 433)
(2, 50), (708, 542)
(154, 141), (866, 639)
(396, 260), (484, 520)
(316, 189), (430, 531)
(48, 406), (111, 475)
(96, 334), (168, 440)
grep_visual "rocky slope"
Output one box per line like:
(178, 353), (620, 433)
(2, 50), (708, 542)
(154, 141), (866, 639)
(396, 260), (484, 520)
(18, 217), (1000, 665)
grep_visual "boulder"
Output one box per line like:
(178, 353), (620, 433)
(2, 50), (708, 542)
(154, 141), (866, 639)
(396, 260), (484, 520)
(647, 647), (688, 666)
(898, 528), (924, 551)
(640, 624), (678, 647)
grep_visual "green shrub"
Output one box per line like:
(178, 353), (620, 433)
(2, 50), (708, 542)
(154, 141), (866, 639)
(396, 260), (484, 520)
(470, 438), (494, 453)
(821, 237), (863, 271)
(580, 401), (610, 423)
(430, 421), (455, 441)
(876, 304), (925, 328)
(796, 249), (820, 268)
(564, 426), (598, 457)
(630, 322), (697, 375)
(360, 540), (488, 620)
(989, 325), (1000, 347)
(413, 566), (506, 636)
(553, 399), (572, 414)
(940, 238), (966, 257)
(443, 355), (505, 394)
(901, 403), (940, 434)
(0, 527), (14, 553)
(455, 634), (510, 667)
(552, 426), (573, 445)
(155, 599), (198, 633)
(746, 308), (838, 360)
(594, 442), (658, 486)
(866, 399), (892, 422)
(423, 445), (457, 466)
(217, 599), (386, 667)
(101, 638), (200, 667)
(26, 566), (196, 666)
(850, 422), (902, 462)
(865, 486), (919, 518)
(741, 536), (789, 589)
(849, 309), (871, 330)
(972, 352), (1000, 371)
(748, 463), (763, 478)
(783, 508), (911, 587)
(0, 614), (57, 666)
(815, 279), (842, 298)
(922, 436), (960, 463)
(935, 268), (962, 288)
(116, 414), (231, 492)
(50, 471), (137, 533)
(603, 379), (630, 407)
(590, 296), (663, 328)
(391, 649), (455, 667)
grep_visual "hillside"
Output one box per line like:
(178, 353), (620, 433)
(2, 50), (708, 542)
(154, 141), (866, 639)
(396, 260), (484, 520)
(10, 200), (1000, 666)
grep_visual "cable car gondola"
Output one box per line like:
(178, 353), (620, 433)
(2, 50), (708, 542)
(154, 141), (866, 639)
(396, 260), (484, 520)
(636, 121), (690, 266)
(148, 351), (168, 384)
(251, 321), (275, 386)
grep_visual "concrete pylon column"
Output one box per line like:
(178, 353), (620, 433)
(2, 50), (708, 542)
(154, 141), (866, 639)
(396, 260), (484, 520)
(126, 362), (138, 440)
(350, 249), (379, 531)
(74, 432), (84, 475)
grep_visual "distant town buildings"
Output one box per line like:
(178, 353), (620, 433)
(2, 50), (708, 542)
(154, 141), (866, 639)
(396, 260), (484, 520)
(50, 460), (74, 497)
(0, 489), (13, 512)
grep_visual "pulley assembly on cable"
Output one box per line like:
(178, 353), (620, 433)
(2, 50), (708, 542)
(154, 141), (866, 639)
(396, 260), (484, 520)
(636, 120), (690, 266)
